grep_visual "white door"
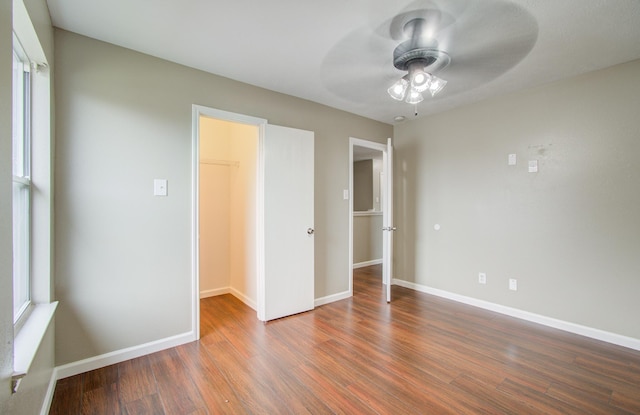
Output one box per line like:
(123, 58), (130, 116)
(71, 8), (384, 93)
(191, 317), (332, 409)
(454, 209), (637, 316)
(259, 124), (315, 321)
(382, 138), (394, 303)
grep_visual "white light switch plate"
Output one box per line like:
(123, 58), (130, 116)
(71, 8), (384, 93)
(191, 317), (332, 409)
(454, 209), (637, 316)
(528, 160), (538, 173)
(343, 189), (349, 200)
(508, 154), (517, 165)
(154, 179), (168, 196)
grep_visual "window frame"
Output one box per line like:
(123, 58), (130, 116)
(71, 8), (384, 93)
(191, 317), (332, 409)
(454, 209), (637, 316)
(12, 35), (33, 325)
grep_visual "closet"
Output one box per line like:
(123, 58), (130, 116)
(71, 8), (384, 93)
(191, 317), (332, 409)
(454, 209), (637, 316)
(199, 116), (258, 307)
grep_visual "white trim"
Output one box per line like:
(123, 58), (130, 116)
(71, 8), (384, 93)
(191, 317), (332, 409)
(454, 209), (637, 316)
(392, 278), (640, 352)
(191, 106), (201, 340)
(199, 287), (231, 299)
(230, 287), (257, 311)
(13, 302), (58, 380)
(315, 290), (352, 307)
(39, 369), (58, 415)
(256, 124), (266, 321)
(54, 331), (196, 380)
(192, 105), (267, 334)
(353, 259), (383, 269)
(349, 137), (388, 301)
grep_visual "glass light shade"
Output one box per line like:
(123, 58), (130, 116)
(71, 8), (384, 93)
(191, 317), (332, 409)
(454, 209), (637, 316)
(411, 70), (430, 92)
(428, 75), (447, 96)
(387, 77), (409, 101)
(405, 88), (424, 104)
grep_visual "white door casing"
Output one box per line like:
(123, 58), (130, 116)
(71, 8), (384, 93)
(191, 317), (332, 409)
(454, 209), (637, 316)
(193, 105), (315, 334)
(349, 137), (394, 301)
(382, 137), (394, 303)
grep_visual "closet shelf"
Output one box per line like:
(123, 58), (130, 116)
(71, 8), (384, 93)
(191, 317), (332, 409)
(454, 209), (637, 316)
(200, 158), (240, 168)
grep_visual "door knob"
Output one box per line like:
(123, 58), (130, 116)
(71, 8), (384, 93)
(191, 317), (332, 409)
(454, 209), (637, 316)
(307, 228), (315, 235)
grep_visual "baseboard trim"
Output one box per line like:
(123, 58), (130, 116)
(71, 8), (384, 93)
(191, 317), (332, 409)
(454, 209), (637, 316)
(54, 331), (197, 380)
(200, 287), (230, 299)
(392, 278), (640, 352)
(315, 290), (352, 307)
(39, 368), (58, 415)
(229, 287), (256, 311)
(353, 259), (382, 269)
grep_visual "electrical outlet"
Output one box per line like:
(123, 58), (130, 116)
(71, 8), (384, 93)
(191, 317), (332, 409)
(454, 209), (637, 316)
(509, 279), (517, 291)
(478, 272), (487, 284)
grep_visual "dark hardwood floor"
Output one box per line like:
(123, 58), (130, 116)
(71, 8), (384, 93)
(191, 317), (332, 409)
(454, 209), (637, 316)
(50, 265), (640, 414)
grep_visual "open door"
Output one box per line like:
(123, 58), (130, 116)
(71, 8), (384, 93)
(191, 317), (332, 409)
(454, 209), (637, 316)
(259, 124), (315, 321)
(382, 137), (395, 303)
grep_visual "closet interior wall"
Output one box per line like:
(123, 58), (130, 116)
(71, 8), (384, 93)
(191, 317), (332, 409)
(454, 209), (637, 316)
(199, 116), (258, 307)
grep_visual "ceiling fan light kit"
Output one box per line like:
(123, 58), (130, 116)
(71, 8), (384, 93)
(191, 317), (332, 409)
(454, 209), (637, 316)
(388, 17), (450, 105)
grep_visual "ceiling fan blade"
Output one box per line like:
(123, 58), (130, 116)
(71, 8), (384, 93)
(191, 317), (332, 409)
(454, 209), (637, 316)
(321, 0), (538, 115)
(321, 27), (401, 103)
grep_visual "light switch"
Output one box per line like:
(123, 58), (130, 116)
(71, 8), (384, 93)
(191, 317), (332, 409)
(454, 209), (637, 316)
(343, 189), (349, 200)
(528, 160), (538, 173)
(154, 179), (168, 196)
(508, 154), (517, 166)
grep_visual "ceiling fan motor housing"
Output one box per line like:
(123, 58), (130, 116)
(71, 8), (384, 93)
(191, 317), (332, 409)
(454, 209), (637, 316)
(392, 17), (451, 72)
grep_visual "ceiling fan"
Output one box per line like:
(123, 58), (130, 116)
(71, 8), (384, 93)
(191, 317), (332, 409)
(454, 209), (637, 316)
(320, 0), (538, 120)
(387, 16), (452, 104)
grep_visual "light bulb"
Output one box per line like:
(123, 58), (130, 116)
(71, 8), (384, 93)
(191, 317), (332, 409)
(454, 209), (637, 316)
(408, 61), (430, 92)
(405, 88), (423, 104)
(428, 75), (447, 96)
(387, 78), (408, 101)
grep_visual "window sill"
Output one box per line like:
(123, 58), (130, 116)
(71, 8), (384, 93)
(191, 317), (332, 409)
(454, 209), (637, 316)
(12, 301), (58, 393)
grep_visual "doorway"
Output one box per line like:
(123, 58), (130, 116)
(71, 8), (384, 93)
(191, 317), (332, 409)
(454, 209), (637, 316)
(198, 116), (259, 306)
(349, 137), (394, 302)
(192, 105), (316, 337)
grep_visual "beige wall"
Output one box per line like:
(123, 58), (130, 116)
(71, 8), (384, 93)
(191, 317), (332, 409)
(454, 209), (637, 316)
(354, 160), (373, 211)
(353, 214), (383, 265)
(54, 29), (392, 365)
(394, 59), (640, 340)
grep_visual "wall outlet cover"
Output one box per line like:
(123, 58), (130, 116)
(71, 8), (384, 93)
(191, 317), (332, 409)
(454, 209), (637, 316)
(478, 273), (487, 284)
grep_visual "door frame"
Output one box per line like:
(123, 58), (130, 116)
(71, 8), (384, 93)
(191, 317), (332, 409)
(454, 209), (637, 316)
(348, 137), (391, 297)
(191, 105), (266, 338)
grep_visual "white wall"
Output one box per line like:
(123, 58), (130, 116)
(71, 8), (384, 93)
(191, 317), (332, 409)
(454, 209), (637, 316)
(228, 123), (258, 304)
(199, 117), (258, 306)
(394, 59), (640, 340)
(54, 29), (392, 365)
(199, 117), (232, 296)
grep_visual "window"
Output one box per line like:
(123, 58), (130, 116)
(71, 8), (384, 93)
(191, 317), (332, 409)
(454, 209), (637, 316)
(12, 37), (31, 323)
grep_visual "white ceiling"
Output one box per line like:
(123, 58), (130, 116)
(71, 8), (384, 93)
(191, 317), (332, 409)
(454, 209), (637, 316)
(46, 0), (640, 124)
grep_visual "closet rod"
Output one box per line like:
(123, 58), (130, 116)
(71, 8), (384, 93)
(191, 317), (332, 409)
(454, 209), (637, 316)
(200, 158), (240, 167)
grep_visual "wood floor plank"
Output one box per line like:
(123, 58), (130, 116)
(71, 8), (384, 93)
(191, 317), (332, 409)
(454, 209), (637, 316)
(289, 362), (379, 415)
(81, 383), (120, 415)
(175, 341), (246, 414)
(49, 265), (640, 414)
(610, 390), (640, 414)
(122, 394), (165, 415)
(203, 339), (293, 414)
(117, 356), (157, 405)
(49, 375), (83, 415)
(147, 348), (207, 414)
